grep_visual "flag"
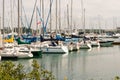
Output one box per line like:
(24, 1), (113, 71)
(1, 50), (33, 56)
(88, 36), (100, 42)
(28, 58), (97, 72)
(37, 21), (41, 25)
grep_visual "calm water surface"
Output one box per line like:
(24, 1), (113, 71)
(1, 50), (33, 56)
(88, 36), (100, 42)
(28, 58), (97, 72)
(16, 45), (120, 80)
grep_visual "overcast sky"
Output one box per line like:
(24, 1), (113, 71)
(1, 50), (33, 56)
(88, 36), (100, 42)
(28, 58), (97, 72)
(0, 0), (120, 30)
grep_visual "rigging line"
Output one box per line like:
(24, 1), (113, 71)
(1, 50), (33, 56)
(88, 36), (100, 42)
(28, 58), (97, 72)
(37, 7), (44, 23)
(37, 0), (53, 33)
(22, 5), (29, 28)
(44, 0), (54, 33)
(29, 0), (37, 31)
(37, 7), (44, 29)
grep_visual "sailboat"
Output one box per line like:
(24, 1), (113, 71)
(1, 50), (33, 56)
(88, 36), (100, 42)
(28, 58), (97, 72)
(13, 46), (33, 59)
(66, 3), (79, 52)
(1, 0), (34, 60)
(40, 41), (68, 54)
(1, 46), (33, 59)
(79, 40), (92, 49)
(79, 2), (92, 49)
(38, 0), (68, 54)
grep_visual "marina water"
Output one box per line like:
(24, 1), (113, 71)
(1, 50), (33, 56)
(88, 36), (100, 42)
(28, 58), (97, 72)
(14, 45), (120, 80)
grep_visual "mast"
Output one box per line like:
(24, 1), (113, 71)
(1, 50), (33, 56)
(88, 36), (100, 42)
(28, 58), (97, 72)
(113, 17), (117, 33)
(71, 0), (73, 34)
(39, 0), (42, 34)
(28, 0), (37, 34)
(11, 0), (13, 32)
(42, 0), (44, 35)
(3, 0), (5, 37)
(58, 0), (61, 33)
(18, 0), (20, 36)
(2, 0), (5, 47)
(50, 0), (52, 33)
(40, 0), (42, 15)
(67, 4), (70, 35)
(56, 0), (58, 33)
(98, 15), (101, 34)
(36, 7), (38, 34)
(83, 8), (86, 34)
(13, 0), (16, 33)
(81, 0), (85, 35)
(20, 0), (23, 34)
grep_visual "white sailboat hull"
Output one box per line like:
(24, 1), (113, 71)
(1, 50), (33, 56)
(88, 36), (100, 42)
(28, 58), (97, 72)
(80, 41), (92, 49)
(41, 46), (68, 54)
(15, 52), (33, 58)
(1, 47), (33, 59)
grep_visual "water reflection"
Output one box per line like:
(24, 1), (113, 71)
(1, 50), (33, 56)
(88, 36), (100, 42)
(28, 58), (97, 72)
(14, 45), (120, 80)
(87, 48), (92, 52)
(41, 54), (63, 79)
(81, 51), (87, 80)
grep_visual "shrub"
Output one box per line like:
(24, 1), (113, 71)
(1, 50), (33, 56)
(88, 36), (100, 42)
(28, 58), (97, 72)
(0, 60), (55, 80)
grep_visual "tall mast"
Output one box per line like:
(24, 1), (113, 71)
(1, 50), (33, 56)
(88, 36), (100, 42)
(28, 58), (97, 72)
(81, 0), (85, 34)
(39, 0), (42, 34)
(98, 15), (101, 34)
(11, 0), (13, 32)
(113, 17), (117, 33)
(67, 4), (70, 34)
(3, 0), (5, 36)
(58, 0), (61, 33)
(20, 0), (22, 34)
(113, 17), (115, 30)
(83, 8), (86, 34)
(2, 0), (5, 47)
(42, 0), (44, 35)
(50, 0), (52, 33)
(18, 0), (20, 36)
(40, 0), (42, 14)
(56, 0), (58, 33)
(71, 0), (73, 33)
(64, 11), (66, 33)
(36, 7), (38, 34)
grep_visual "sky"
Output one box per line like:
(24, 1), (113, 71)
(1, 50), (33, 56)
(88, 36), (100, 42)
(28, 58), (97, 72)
(0, 0), (120, 30)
